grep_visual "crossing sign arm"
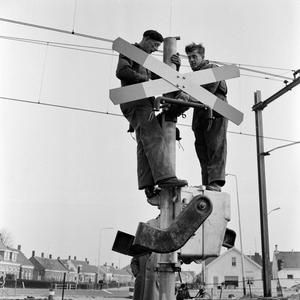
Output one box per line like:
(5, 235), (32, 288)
(112, 37), (243, 125)
(110, 65), (240, 105)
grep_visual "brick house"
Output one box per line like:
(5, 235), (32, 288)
(29, 251), (68, 281)
(14, 245), (34, 280)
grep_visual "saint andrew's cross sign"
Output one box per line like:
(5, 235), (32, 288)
(110, 37), (244, 125)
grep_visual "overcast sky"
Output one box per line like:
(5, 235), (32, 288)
(0, 0), (299, 274)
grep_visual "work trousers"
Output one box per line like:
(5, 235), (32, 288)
(121, 99), (176, 190)
(193, 115), (228, 187)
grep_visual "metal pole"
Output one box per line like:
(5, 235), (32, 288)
(254, 90), (272, 297)
(158, 36), (180, 300)
(226, 173), (246, 295)
(62, 272), (66, 300)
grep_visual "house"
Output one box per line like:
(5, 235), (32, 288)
(102, 262), (132, 284)
(14, 245), (34, 280)
(0, 242), (33, 280)
(59, 257), (97, 284)
(272, 245), (300, 289)
(203, 247), (263, 291)
(29, 251), (68, 281)
(0, 241), (20, 280)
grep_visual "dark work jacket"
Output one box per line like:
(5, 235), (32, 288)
(131, 253), (159, 300)
(192, 60), (228, 129)
(116, 43), (160, 108)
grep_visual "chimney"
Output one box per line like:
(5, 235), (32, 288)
(57, 256), (60, 260)
(112, 263), (114, 267)
(68, 256), (71, 260)
(41, 253), (44, 258)
(74, 256), (77, 260)
(18, 245), (21, 251)
(275, 245), (279, 253)
(32, 251), (35, 257)
(49, 254), (52, 259)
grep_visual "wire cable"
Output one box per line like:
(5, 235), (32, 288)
(0, 18), (296, 81)
(0, 96), (298, 144)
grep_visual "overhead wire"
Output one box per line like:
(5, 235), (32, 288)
(0, 16), (296, 81)
(0, 17), (113, 43)
(0, 18), (299, 146)
(0, 95), (298, 145)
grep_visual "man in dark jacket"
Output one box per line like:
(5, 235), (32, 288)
(182, 42), (228, 192)
(116, 30), (187, 199)
(130, 218), (160, 300)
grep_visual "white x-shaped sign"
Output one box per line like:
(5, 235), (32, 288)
(110, 37), (243, 125)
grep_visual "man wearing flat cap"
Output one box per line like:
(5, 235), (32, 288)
(116, 30), (187, 201)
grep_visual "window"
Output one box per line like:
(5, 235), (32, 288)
(232, 257), (236, 267)
(4, 251), (10, 260)
(287, 275), (293, 279)
(224, 276), (239, 288)
(213, 276), (219, 287)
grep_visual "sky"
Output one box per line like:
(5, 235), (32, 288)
(0, 0), (300, 275)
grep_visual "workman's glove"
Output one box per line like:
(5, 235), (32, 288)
(170, 53), (181, 71)
(160, 91), (190, 121)
(163, 103), (190, 121)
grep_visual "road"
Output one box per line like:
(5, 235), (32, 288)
(0, 286), (130, 299)
(1, 286), (297, 300)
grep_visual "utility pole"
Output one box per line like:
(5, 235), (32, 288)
(158, 36), (180, 300)
(252, 74), (300, 297)
(254, 90), (271, 297)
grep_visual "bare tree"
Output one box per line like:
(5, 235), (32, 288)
(0, 228), (14, 248)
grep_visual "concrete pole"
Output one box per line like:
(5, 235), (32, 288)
(158, 36), (180, 300)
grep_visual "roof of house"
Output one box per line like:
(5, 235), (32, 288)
(274, 251), (300, 268)
(0, 242), (33, 268)
(123, 264), (134, 276)
(14, 249), (34, 268)
(89, 265), (105, 275)
(33, 256), (68, 272)
(205, 247), (262, 269)
(69, 259), (97, 274)
(0, 241), (8, 251)
(102, 264), (131, 276)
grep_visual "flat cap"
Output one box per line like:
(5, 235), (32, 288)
(143, 30), (164, 43)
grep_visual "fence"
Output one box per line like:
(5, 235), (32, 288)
(54, 283), (77, 290)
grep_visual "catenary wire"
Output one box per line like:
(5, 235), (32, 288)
(0, 96), (298, 145)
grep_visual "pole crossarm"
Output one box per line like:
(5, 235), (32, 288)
(252, 76), (300, 111)
(111, 37), (244, 125)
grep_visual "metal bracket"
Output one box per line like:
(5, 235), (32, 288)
(111, 231), (151, 257)
(133, 195), (212, 253)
